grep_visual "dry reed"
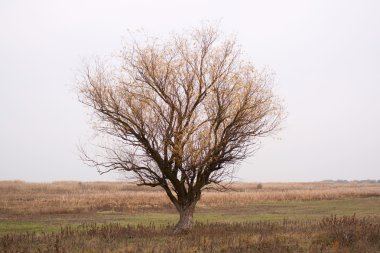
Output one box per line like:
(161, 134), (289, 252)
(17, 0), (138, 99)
(1, 181), (379, 215)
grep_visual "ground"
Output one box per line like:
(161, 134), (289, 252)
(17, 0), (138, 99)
(1, 181), (380, 252)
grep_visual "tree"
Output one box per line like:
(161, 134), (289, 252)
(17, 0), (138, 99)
(78, 25), (283, 233)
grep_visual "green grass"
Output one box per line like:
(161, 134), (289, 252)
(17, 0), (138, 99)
(1, 197), (379, 235)
(0, 221), (57, 234)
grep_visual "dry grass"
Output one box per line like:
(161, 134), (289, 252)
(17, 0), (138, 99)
(1, 181), (380, 215)
(1, 215), (380, 252)
(1, 181), (380, 252)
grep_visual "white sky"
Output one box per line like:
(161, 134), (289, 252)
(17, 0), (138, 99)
(1, 0), (379, 182)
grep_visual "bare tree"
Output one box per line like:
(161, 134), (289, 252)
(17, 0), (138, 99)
(78, 25), (283, 233)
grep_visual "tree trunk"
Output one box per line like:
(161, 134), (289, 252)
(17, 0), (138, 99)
(173, 203), (196, 234)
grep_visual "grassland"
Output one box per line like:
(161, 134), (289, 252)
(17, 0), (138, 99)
(1, 181), (380, 252)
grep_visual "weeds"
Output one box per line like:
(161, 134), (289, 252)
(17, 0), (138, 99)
(311, 214), (380, 252)
(1, 216), (378, 252)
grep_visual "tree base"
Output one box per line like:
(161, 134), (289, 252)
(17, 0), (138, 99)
(173, 221), (193, 234)
(173, 206), (195, 234)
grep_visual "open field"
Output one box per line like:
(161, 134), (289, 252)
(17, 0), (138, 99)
(1, 181), (380, 252)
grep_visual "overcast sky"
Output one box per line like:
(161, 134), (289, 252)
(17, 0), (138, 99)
(1, 0), (379, 182)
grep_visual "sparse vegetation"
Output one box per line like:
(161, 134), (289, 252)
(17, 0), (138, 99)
(1, 216), (380, 252)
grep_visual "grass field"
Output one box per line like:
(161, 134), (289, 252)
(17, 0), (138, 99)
(1, 181), (380, 252)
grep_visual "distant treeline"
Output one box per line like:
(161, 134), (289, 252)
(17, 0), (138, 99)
(322, 179), (380, 184)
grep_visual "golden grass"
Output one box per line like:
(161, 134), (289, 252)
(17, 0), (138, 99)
(1, 181), (380, 215)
